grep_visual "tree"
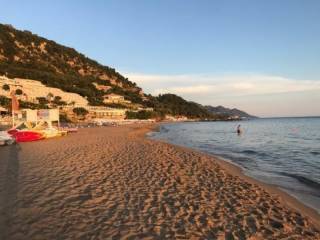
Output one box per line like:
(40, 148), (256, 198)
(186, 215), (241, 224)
(2, 84), (10, 91)
(152, 93), (214, 119)
(0, 96), (10, 109)
(52, 95), (65, 106)
(73, 107), (88, 116)
(19, 100), (48, 110)
(15, 89), (23, 95)
(126, 110), (156, 120)
(54, 96), (61, 102)
(47, 92), (54, 101)
(59, 113), (71, 123)
(36, 97), (49, 105)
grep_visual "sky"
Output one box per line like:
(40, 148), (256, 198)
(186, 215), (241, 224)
(1, 0), (320, 117)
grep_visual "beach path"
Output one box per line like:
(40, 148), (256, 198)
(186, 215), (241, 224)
(0, 125), (319, 240)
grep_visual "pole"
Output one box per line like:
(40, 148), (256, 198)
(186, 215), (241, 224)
(12, 109), (15, 127)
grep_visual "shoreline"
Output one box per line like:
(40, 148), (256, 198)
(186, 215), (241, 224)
(0, 124), (319, 239)
(146, 123), (320, 229)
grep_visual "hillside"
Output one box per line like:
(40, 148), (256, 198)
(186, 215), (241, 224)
(0, 23), (144, 106)
(205, 105), (257, 119)
(148, 94), (215, 119)
(0, 23), (251, 120)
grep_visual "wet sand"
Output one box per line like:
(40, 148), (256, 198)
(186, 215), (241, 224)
(0, 124), (319, 239)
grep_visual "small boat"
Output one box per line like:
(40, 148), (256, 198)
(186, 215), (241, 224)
(8, 129), (44, 142)
(39, 128), (67, 139)
(7, 120), (68, 142)
(32, 121), (68, 139)
(0, 131), (15, 146)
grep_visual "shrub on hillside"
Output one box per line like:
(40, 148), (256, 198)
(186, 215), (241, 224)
(126, 110), (157, 120)
(15, 89), (23, 95)
(59, 113), (72, 123)
(36, 97), (49, 105)
(19, 100), (48, 110)
(2, 84), (10, 91)
(0, 96), (11, 109)
(73, 107), (88, 116)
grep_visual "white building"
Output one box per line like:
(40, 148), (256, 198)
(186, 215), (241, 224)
(103, 93), (131, 104)
(0, 76), (88, 106)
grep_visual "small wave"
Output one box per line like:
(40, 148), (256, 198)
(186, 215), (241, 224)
(281, 186), (320, 198)
(310, 151), (320, 156)
(231, 156), (254, 164)
(199, 143), (213, 148)
(160, 127), (169, 133)
(241, 150), (269, 158)
(256, 152), (269, 157)
(241, 150), (258, 155)
(281, 172), (320, 189)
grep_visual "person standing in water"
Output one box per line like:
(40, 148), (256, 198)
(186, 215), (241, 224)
(237, 124), (242, 135)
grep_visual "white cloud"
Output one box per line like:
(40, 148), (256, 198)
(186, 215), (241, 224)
(126, 72), (320, 96)
(154, 85), (214, 95)
(125, 72), (320, 117)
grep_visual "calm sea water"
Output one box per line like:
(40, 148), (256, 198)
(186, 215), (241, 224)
(149, 118), (320, 213)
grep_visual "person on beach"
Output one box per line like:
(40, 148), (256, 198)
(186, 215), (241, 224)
(237, 124), (242, 135)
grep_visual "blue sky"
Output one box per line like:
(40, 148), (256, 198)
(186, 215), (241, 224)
(1, 0), (320, 116)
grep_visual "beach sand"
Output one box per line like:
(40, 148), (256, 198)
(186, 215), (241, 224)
(0, 124), (319, 240)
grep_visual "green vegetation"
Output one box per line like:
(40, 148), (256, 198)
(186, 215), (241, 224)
(0, 95), (49, 110)
(47, 92), (54, 101)
(2, 84), (10, 91)
(0, 96), (10, 109)
(126, 110), (158, 120)
(205, 105), (256, 119)
(51, 96), (66, 106)
(73, 107), (88, 116)
(0, 24), (227, 120)
(0, 23), (143, 105)
(146, 94), (215, 119)
(36, 97), (49, 105)
(59, 113), (72, 123)
(104, 102), (127, 109)
(19, 100), (49, 110)
(15, 89), (23, 95)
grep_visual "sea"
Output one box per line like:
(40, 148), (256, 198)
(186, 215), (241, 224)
(149, 117), (320, 213)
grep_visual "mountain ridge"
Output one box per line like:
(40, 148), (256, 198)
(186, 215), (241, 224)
(205, 105), (257, 119)
(0, 23), (254, 120)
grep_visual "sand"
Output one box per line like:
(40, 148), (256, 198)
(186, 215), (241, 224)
(0, 124), (319, 240)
